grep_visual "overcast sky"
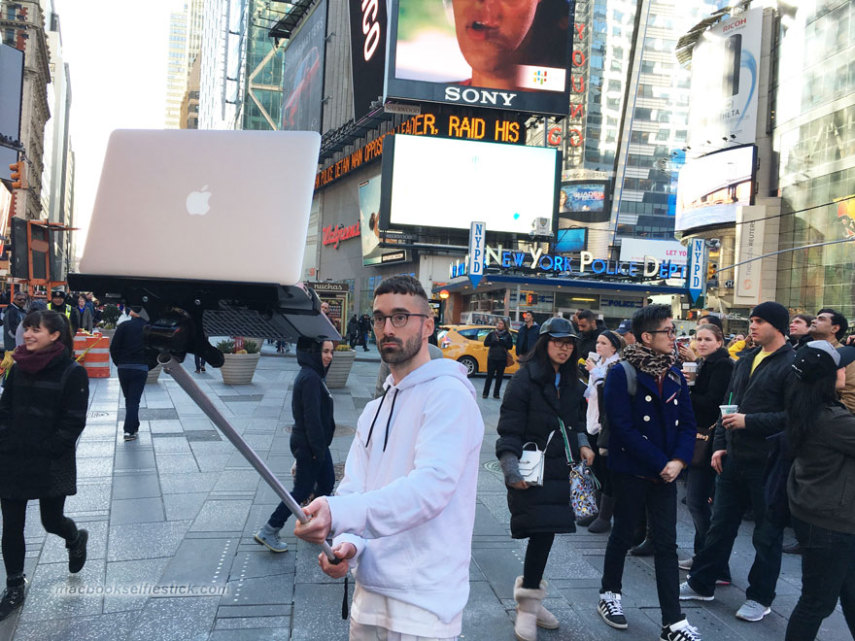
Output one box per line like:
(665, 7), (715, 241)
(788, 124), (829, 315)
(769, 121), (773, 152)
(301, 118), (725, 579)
(54, 0), (180, 254)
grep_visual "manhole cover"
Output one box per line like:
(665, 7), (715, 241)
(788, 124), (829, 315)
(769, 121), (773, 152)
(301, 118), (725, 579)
(483, 460), (504, 477)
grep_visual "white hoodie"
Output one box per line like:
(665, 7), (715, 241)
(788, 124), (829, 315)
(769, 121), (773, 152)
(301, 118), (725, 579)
(328, 358), (484, 625)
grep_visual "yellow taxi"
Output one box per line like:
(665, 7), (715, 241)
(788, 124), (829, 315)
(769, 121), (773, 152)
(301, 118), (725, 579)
(438, 325), (521, 377)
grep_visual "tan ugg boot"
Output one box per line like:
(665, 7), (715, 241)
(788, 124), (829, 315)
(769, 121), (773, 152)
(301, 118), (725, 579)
(514, 576), (558, 641)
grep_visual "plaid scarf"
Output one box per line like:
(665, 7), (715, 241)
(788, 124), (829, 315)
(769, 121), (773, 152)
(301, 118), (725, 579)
(622, 343), (675, 379)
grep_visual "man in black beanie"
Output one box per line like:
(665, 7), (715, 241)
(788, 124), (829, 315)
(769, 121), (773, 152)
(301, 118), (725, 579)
(680, 301), (795, 623)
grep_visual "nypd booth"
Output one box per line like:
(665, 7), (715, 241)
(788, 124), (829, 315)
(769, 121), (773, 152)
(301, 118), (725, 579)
(436, 246), (692, 327)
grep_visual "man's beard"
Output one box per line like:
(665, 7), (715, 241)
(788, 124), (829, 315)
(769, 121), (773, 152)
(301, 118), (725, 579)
(379, 333), (423, 366)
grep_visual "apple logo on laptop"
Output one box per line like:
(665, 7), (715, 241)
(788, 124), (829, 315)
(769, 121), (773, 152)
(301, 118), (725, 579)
(186, 186), (211, 215)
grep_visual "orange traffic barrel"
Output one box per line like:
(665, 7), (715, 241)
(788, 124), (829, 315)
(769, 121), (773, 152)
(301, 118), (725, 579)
(74, 331), (111, 378)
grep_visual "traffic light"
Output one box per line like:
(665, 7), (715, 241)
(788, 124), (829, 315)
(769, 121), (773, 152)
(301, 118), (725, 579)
(8, 161), (24, 189)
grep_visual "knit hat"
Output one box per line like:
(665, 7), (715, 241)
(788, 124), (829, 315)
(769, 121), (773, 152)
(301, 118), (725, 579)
(749, 301), (789, 336)
(792, 340), (840, 381)
(601, 330), (622, 351)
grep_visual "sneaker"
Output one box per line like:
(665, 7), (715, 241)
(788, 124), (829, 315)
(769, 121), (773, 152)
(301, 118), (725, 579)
(660, 618), (701, 641)
(597, 591), (628, 629)
(201, 367), (206, 372)
(679, 581), (714, 601)
(629, 537), (654, 556)
(68, 529), (88, 573)
(716, 578), (731, 586)
(123, 432), (138, 441)
(782, 541), (802, 555)
(735, 599), (771, 622)
(0, 579), (26, 622)
(678, 557), (693, 571)
(195, 368), (201, 373)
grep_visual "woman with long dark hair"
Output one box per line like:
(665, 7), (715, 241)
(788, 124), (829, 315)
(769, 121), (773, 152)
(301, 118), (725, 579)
(483, 317), (514, 399)
(784, 340), (855, 640)
(496, 317), (594, 641)
(0, 310), (89, 620)
(679, 324), (733, 583)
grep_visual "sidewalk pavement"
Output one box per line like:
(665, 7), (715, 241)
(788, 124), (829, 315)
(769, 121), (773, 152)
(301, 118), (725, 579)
(0, 351), (847, 640)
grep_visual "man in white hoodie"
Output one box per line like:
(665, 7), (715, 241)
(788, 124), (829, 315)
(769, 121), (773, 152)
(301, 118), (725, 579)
(295, 275), (484, 641)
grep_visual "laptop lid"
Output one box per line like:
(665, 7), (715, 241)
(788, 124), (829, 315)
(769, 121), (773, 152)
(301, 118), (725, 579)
(79, 129), (320, 285)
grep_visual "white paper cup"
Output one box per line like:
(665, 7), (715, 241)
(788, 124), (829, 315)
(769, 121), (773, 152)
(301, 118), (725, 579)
(719, 404), (739, 416)
(683, 362), (698, 374)
(588, 352), (599, 363)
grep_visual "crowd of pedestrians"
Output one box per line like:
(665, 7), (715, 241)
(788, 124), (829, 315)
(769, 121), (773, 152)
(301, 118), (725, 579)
(0, 277), (852, 641)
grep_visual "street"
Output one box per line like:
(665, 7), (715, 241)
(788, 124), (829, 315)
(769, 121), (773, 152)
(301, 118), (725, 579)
(0, 347), (846, 641)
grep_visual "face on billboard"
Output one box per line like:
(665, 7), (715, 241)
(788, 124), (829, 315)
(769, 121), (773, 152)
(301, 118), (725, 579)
(557, 181), (610, 224)
(450, 0), (540, 88)
(388, 0), (571, 115)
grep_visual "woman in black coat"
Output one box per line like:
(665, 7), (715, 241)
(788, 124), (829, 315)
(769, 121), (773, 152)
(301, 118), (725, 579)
(680, 323), (734, 579)
(496, 317), (594, 641)
(483, 317), (514, 399)
(0, 310), (89, 620)
(254, 338), (336, 553)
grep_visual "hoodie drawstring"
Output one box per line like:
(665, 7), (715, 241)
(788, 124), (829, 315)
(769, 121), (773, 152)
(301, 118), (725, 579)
(365, 386), (398, 452)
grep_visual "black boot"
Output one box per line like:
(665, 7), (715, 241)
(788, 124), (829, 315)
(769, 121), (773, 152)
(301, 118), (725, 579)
(68, 528), (88, 574)
(0, 575), (26, 621)
(629, 520), (654, 556)
(588, 494), (615, 534)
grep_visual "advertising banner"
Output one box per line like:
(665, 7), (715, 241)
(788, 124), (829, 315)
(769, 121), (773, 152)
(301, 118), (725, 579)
(675, 145), (755, 232)
(281, 0), (327, 132)
(0, 44), (24, 181)
(733, 205), (766, 306)
(687, 238), (707, 305)
(358, 173), (409, 266)
(552, 227), (587, 254)
(385, 0), (573, 116)
(688, 7), (763, 150)
(558, 180), (610, 224)
(380, 134), (558, 234)
(619, 238), (687, 266)
(467, 221), (486, 289)
(349, 0), (388, 121)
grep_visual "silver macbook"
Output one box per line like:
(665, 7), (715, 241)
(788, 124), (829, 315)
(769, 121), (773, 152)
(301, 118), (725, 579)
(79, 129), (320, 285)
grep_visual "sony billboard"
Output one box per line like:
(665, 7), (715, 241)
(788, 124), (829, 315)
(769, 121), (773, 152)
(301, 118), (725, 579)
(384, 0), (574, 116)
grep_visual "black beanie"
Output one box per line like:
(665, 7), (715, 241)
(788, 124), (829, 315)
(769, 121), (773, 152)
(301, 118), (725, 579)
(750, 301), (789, 336)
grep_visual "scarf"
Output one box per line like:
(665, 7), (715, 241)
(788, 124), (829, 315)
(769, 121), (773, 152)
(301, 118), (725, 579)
(622, 343), (675, 379)
(13, 341), (66, 374)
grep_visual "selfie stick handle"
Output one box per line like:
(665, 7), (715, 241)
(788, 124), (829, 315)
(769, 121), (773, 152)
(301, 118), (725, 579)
(158, 354), (337, 562)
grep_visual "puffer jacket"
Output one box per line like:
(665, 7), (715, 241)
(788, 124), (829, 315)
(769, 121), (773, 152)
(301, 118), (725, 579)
(0, 353), (89, 499)
(290, 347), (335, 460)
(496, 359), (590, 538)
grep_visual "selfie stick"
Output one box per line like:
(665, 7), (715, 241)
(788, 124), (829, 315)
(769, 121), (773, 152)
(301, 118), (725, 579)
(158, 353), (337, 562)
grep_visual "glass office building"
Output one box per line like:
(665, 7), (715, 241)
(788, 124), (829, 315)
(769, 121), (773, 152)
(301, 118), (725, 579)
(774, 0), (855, 320)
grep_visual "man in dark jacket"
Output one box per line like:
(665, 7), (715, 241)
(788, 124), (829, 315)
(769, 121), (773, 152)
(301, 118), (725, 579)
(515, 311), (539, 358)
(109, 306), (149, 441)
(254, 338), (335, 553)
(358, 314), (372, 351)
(576, 309), (602, 376)
(3, 292), (27, 353)
(680, 301), (795, 624)
(597, 305), (698, 641)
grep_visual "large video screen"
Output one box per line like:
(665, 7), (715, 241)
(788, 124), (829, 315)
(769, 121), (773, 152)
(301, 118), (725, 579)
(385, 0), (573, 116)
(552, 227), (587, 254)
(675, 145), (755, 232)
(379, 134), (558, 234)
(558, 180), (610, 224)
(281, 0), (326, 132)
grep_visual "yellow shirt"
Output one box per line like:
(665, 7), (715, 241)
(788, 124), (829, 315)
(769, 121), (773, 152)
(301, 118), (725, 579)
(751, 348), (773, 375)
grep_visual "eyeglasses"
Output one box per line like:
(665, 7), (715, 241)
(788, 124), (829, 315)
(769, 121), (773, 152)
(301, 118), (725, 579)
(648, 327), (677, 337)
(549, 339), (575, 349)
(372, 312), (429, 328)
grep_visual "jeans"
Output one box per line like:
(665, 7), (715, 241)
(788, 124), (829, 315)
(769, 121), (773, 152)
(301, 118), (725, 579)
(685, 466), (733, 581)
(194, 354), (206, 370)
(268, 447), (335, 529)
(687, 456), (783, 605)
(1, 496), (77, 577)
(118, 367), (147, 435)
(784, 516), (855, 640)
(601, 473), (683, 626)
(483, 359), (507, 397)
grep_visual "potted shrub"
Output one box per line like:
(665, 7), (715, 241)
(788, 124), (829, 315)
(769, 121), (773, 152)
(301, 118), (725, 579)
(325, 343), (356, 389)
(98, 304), (121, 339)
(217, 338), (261, 385)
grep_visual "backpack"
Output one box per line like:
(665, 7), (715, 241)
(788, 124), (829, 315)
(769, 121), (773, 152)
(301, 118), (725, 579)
(596, 360), (637, 452)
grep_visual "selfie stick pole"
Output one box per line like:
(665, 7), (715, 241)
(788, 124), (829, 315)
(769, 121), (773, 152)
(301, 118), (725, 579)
(158, 354), (337, 562)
